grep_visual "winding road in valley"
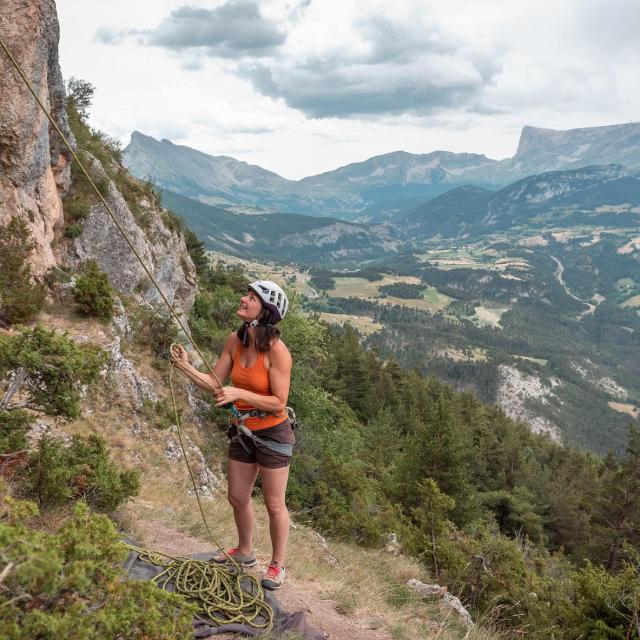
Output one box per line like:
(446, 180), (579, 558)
(551, 255), (603, 318)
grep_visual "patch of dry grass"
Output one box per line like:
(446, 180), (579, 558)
(318, 312), (383, 336)
(608, 401), (640, 419)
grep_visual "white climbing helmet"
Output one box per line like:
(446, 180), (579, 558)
(248, 280), (289, 323)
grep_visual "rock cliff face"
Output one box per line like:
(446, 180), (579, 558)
(0, 0), (73, 277)
(68, 155), (197, 314)
(508, 123), (640, 175)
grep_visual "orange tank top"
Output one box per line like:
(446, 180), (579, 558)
(230, 344), (287, 431)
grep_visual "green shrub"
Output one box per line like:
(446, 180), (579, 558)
(45, 266), (73, 286)
(148, 312), (180, 360)
(62, 195), (91, 222)
(21, 433), (139, 512)
(131, 306), (179, 363)
(0, 491), (195, 639)
(64, 223), (83, 238)
(0, 217), (46, 326)
(0, 324), (106, 418)
(0, 410), (33, 453)
(139, 398), (180, 430)
(190, 287), (239, 354)
(201, 261), (248, 293)
(557, 548), (640, 640)
(184, 227), (209, 275)
(161, 210), (185, 234)
(73, 260), (114, 319)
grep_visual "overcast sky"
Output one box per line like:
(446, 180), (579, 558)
(56, 0), (639, 180)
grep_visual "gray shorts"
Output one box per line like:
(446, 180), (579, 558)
(228, 419), (295, 469)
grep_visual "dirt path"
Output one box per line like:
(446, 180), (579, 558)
(133, 519), (393, 640)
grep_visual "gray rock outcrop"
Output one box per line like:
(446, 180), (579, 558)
(0, 0), (73, 277)
(68, 154), (197, 315)
(407, 578), (474, 628)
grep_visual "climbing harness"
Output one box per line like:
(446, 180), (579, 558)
(230, 413), (295, 458)
(0, 36), (277, 631)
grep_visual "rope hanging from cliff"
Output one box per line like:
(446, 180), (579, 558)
(0, 36), (274, 632)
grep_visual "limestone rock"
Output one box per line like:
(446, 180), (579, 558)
(69, 154), (197, 316)
(384, 532), (401, 555)
(407, 578), (474, 628)
(111, 296), (133, 341)
(165, 433), (222, 500)
(496, 365), (562, 442)
(0, 0), (73, 277)
(107, 335), (157, 408)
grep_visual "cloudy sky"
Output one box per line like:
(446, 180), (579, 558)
(57, 0), (638, 180)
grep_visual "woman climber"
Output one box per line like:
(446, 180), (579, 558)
(170, 280), (293, 590)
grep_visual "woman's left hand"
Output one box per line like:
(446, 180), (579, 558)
(214, 386), (242, 407)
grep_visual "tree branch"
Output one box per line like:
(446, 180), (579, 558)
(0, 367), (29, 410)
(5, 401), (45, 413)
(0, 561), (15, 587)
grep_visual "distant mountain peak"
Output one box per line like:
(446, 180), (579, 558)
(511, 122), (640, 173)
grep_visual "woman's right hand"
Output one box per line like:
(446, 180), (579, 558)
(170, 344), (190, 367)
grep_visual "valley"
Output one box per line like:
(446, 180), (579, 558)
(124, 122), (640, 455)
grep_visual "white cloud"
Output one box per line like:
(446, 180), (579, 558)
(55, 0), (640, 179)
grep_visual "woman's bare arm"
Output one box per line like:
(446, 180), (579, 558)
(171, 333), (237, 394)
(213, 340), (292, 413)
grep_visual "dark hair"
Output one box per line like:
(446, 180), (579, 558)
(236, 307), (281, 352)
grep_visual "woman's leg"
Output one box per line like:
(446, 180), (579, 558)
(259, 465), (290, 565)
(227, 459), (259, 553)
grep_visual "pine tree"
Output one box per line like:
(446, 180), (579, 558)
(595, 427), (640, 571)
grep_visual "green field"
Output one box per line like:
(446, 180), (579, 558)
(328, 275), (453, 312)
(318, 312), (383, 336)
(416, 247), (530, 272)
(328, 274), (422, 297)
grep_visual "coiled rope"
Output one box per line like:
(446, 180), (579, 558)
(0, 36), (274, 631)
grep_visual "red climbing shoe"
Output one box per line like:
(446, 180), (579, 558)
(261, 561), (286, 590)
(211, 546), (257, 567)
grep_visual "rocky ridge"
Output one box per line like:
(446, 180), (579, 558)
(0, 1), (196, 314)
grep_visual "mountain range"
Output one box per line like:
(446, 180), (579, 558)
(403, 164), (640, 240)
(124, 123), (640, 221)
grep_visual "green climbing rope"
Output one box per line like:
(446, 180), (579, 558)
(126, 543), (273, 629)
(0, 36), (274, 631)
